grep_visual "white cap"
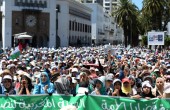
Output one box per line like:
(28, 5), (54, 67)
(71, 68), (78, 73)
(142, 81), (152, 88)
(154, 69), (159, 72)
(95, 68), (99, 72)
(3, 75), (12, 80)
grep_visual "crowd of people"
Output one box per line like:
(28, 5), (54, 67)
(0, 45), (170, 99)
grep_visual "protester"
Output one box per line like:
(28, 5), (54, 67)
(1, 74), (16, 95)
(33, 72), (54, 94)
(132, 81), (154, 99)
(17, 72), (33, 95)
(53, 72), (70, 95)
(91, 76), (106, 95)
(112, 79), (127, 97)
(0, 45), (169, 99)
(121, 78), (131, 96)
(152, 77), (164, 98)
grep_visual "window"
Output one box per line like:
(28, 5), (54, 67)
(105, 7), (110, 10)
(44, 1), (47, 8)
(75, 22), (77, 31)
(105, 3), (110, 6)
(80, 23), (82, 32)
(69, 21), (71, 30)
(72, 21), (74, 31)
(85, 24), (87, 32)
(15, 0), (19, 6)
(78, 23), (79, 31)
(83, 24), (84, 32)
(90, 25), (91, 33)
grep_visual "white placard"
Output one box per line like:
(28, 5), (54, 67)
(148, 32), (164, 45)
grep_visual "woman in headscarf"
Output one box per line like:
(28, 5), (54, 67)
(152, 77), (164, 98)
(33, 72), (54, 94)
(112, 79), (127, 97)
(131, 81), (155, 99)
(121, 78), (131, 96)
(18, 73), (33, 95)
(128, 75), (137, 95)
(91, 76), (106, 95)
(150, 72), (158, 86)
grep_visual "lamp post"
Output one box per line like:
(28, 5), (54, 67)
(55, 5), (60, 48)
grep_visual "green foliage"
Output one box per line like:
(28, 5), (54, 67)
(141, 36), (147, 46)
(142, 0), (169, 31)
(113, 0), (140, 47)
(164, 36), (170, 46)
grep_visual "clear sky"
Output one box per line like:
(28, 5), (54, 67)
(132, 0), (143, 10)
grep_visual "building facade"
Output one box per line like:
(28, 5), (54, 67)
(57, 0), (92, 47)
(103, 0), (132, 14)
(84, 3), (104, 45)
(0, 0), (92, 49)
(1, 0), (57, 49)
(79, 0), (103, 6)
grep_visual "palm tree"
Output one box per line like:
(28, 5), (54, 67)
(113, 0), (139, 47)
(142, 0), (168, 31)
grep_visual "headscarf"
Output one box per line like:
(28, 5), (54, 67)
(94, 76), (106, 95)
(40, 72), (50, 86)
(33, 72), (54, 94)
(150, 72), (158, 78)
(121, 78), (131, 94)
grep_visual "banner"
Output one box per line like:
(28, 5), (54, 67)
(148, 32), (164, 45)
(0, 95), (170, 110)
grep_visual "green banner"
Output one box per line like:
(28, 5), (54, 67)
(0, 95), (170, 110)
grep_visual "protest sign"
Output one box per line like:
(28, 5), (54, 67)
(148, 32), (164, 45)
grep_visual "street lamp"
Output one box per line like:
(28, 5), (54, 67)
(55, 5), (60, 48)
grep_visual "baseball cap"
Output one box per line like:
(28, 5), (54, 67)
(122, 78), (130, 83)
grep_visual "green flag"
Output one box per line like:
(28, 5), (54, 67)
(10, 46), (21, 59)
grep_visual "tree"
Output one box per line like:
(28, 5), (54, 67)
(142, 0), (168, 31)
(141, 35), (147, 46)
(113, 0), (140, 47)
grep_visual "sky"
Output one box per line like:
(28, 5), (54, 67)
(132, 0), (143, 10)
